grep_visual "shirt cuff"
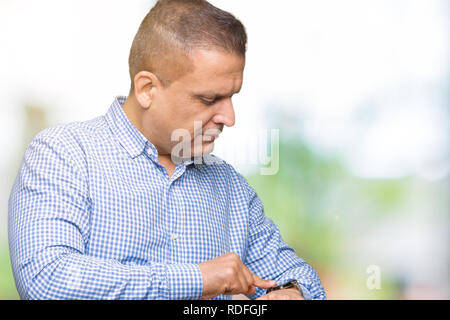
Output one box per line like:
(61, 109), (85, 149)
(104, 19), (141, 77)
(298, 283), (312, 300)
(275, 278), (312, 300)
(166, 263), (203, 300)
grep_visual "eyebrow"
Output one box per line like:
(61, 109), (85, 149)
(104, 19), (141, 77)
(192, 88), (242, 100)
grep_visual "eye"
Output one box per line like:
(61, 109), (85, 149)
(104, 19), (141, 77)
(201, 99), (216, 106)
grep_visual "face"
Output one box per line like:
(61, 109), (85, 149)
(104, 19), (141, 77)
(144, 49), (245, 159)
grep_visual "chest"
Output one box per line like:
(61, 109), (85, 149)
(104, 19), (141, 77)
(84, 146), (247, 265)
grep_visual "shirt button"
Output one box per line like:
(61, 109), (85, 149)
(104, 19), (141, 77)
(170, 233), (178, 240)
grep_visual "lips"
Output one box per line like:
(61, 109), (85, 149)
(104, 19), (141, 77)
(201, 128), (221, 141)
(202, 134), (218, 142)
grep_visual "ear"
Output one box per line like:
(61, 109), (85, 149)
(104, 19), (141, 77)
(133, 71), (160, 109)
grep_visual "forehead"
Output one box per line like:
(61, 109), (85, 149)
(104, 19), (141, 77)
(176, 49), (245, 95)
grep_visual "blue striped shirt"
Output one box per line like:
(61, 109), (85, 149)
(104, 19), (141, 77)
(8, 96), (326, 300)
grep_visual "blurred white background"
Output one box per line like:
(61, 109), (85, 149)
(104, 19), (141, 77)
(0, 0), (448, 299)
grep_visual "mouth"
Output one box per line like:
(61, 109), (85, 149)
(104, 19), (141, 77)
(202, 134), (218, 142)
(200, 128), (222, 142)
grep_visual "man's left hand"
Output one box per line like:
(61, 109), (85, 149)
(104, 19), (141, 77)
(255, 287), (304, 300)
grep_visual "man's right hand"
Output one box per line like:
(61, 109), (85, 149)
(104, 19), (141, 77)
(198, 252), (277, 300)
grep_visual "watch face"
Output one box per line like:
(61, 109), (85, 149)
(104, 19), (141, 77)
(266, 285), (280, 293)
(266, 280), (299, 293)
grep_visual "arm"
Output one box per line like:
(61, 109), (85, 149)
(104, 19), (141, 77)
(8, 129), (202, 299)
(239, 175), (326, 300)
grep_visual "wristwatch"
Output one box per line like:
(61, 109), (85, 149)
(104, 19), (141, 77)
(266, 279), (303, 296)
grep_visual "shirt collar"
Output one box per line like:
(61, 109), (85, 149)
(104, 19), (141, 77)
(105, 96), (195, 167)
(105, 96), (157, 159)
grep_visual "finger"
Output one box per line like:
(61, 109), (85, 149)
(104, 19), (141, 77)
(252, 274), (277, 289)
(242, 278), (257, 296)
(240, 261), (276, 290)
(247, 284), (256, 296)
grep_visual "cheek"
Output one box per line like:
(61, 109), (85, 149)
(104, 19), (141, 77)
(155, 94), (175, 118)
(158, 94), (214, 134)
(154, 95), (184, 132)
(178, 107), (213, 135)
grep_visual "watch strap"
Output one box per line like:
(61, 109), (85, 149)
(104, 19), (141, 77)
(266, 279), (303, 295)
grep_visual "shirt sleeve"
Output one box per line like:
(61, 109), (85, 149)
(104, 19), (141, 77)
(238, 174), (326, 300)
(8, 129), (203, 300)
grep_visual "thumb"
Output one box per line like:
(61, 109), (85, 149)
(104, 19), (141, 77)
(252, 275), (277, 289)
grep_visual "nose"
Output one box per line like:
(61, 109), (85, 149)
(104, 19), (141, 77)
(212, 97), (235, 127)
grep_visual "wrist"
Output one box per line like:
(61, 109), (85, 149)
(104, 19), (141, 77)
(267, 280), (303, 297)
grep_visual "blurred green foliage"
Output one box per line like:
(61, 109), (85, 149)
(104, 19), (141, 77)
(0, 244), (19, 299)
(246, 137), (409, 299)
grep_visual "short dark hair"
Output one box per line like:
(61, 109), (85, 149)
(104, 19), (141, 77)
(128, 0), (247, 89)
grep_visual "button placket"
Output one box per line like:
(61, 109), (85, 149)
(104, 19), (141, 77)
(165, 181), (181, 263)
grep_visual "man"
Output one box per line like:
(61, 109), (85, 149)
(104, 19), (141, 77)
(8, 0), (326, 300)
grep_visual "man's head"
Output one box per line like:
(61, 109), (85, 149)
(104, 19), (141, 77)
(126, 0), (247, 159)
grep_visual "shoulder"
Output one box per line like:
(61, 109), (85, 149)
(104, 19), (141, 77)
(32, 115), (105, 146)
(31, 113), (107, 147)
(25, 116), (106, 170)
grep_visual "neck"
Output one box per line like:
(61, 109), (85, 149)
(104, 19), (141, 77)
(122, 94), (177, 176)
(122, 94), (142, 133)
